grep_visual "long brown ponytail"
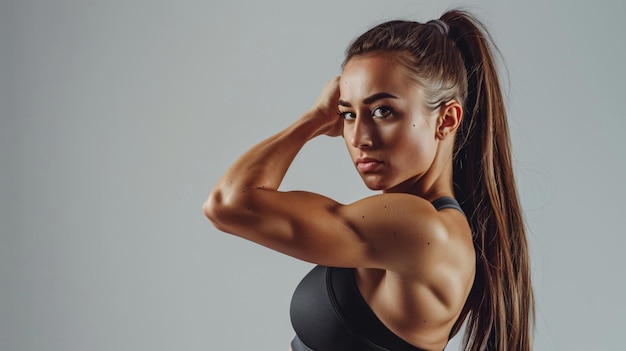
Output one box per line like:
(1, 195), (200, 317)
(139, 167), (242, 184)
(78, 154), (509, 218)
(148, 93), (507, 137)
(345, 9), (534, 351)
(442, 10), (534, 351)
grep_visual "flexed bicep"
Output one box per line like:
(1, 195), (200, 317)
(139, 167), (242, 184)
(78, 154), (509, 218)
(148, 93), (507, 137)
(207, 188), (449, 270)
(207, 187), (375, 267)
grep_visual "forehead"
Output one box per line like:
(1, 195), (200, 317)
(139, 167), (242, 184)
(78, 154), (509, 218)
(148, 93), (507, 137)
(340, 54), (420, 100)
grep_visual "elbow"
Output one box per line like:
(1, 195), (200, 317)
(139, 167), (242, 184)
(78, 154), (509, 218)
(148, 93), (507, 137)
(202, 189), (221, 221)
(202, 188), (251, 233)
(203, 189), (229, 232)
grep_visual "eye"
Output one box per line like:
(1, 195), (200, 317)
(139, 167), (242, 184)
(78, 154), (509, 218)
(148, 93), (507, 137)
(338, 111), (357, 120)
(372, 106), (392, 118)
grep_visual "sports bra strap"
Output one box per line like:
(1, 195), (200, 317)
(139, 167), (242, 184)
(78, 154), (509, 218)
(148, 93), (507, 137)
(431, 196), (465, 215)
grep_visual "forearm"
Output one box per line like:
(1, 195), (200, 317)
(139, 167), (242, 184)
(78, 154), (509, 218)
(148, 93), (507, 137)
(220, 111), (326, 190)
(203, 77), (341, 231)
(204, 111), (327, 226)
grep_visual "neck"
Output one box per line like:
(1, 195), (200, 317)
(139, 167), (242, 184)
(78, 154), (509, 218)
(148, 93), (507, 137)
(383, 141), (456, 202)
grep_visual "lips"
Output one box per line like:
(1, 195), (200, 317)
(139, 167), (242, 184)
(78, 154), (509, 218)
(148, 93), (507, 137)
(356, 157), (383, 173)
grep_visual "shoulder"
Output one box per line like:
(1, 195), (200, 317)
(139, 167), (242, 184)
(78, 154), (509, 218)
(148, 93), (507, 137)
(339, 193), (472, 273)
(340, 193), (442, 227)
(350, 195), (475, 343)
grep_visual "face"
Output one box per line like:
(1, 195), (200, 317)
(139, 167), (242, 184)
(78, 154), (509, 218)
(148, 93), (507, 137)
(339, 54), (440, 193)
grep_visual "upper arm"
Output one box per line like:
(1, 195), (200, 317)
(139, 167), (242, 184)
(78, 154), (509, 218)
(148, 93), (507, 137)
(204, 187), (452, 270)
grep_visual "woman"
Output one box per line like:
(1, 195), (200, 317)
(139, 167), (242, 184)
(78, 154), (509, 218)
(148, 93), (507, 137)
(204, 9), (534, 351)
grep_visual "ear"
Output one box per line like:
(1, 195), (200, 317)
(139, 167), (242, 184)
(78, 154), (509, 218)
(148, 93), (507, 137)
(436, 100), (463, 140)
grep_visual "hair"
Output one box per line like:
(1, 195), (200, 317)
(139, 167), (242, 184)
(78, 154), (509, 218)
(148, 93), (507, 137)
(343, 9), (534, 351)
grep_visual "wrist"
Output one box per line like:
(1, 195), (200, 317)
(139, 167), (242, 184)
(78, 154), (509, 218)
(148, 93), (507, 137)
(294, 110), (330, 140)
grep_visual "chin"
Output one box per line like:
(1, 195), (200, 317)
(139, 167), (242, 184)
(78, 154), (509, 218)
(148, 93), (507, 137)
(361, 177), (388, 191)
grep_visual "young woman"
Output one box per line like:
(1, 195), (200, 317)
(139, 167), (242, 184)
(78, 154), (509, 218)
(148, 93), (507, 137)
(204, 9), (534, 351)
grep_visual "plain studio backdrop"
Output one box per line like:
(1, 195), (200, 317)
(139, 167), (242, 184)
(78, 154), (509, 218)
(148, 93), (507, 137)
(2, 0), (625, 350)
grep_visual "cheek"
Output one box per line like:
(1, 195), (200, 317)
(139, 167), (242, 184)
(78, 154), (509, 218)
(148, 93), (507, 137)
(391, 129), (437, 165)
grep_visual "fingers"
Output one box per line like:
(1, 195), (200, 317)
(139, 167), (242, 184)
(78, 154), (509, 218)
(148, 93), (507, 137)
(303, 77), (343, 138)
(315, 77), (341, 112)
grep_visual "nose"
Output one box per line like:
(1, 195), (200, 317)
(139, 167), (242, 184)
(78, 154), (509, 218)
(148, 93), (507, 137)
(347, 117), (375, 148)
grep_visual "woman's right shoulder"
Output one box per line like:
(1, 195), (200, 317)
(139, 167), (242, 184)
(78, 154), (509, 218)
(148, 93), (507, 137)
(341, 193), (444, 231)
(345, 193), (475, 315)
(337, 193), (452, 268)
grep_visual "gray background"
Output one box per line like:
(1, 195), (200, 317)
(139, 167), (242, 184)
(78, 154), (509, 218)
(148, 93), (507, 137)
(2, 0), (625, 350)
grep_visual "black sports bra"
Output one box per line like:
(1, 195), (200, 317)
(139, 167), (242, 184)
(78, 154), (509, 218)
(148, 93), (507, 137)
(289, 197), (464, 351)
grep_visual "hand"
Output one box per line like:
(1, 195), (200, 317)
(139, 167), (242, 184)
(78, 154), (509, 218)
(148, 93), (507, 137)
(311, 77), (343, 137)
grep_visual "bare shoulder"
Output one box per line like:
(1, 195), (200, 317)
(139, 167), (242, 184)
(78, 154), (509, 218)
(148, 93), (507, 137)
(338, 193), (474, 273)
(206, 184), (473, 276)
(348, 194), (475, 344)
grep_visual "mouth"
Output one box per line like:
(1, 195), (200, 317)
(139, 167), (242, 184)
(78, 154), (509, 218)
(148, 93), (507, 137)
(356, 157), (383, 173)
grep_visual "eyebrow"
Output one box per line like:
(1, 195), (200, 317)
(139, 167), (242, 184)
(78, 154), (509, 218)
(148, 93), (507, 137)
(338, 92), (398, 107)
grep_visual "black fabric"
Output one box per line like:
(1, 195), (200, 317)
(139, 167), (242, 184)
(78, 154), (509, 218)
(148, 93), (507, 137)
(431, 196), (464, 214)
(289, 197), (463, 351)
(290, 266), (426, 351)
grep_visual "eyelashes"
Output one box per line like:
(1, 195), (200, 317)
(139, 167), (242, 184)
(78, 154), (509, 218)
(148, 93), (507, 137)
(337, 110), (357, 120)
(372, 106), (392, 118)
(337, 106), (394, 120)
